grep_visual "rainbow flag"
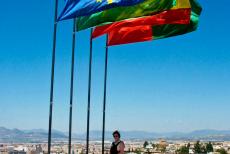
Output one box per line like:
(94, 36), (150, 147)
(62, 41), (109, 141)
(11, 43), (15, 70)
(76, 0), (177, 31)
(94, 0), (202, 46)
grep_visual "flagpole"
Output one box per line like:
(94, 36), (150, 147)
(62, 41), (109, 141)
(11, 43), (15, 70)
(86, 28), (93, 154)
(48, 0), (58, 153)
(102, 34), (109, 154)
(68, 18), (76, 154)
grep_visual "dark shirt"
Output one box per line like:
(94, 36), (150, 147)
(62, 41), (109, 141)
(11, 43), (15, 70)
(110, 141), (121, 154)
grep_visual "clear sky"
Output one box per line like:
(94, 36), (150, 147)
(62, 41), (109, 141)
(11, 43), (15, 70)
(0, 0), (230, 134)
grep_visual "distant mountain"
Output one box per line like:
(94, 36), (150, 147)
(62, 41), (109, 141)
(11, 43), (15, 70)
(0, 127), (67, 143)
(1, 127), (230, 143)
(187, 129), (230, 136)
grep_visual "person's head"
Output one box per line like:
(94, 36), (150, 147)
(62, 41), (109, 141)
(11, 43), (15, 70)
(112, 130), (121, 142)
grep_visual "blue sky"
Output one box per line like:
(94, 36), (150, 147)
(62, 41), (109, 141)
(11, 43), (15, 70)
(0, 0), (230, 134)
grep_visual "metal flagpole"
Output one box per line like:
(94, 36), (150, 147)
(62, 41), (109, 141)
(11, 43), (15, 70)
(86, 28), (93, 154)
(68, 18), (76, 154)
(48, 0), (58, 153)
(102, 34), (109, 154)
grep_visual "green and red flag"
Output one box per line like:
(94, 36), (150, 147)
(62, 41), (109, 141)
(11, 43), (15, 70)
(93, 0), (202, 46)
(76, 0), (181, 31)
(92, 8), (191, 38)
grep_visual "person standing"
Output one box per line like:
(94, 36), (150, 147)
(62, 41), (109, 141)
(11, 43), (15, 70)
(110, 130), (125, 154)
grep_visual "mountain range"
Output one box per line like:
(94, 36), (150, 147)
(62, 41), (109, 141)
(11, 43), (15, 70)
(1, 127), (230, 143)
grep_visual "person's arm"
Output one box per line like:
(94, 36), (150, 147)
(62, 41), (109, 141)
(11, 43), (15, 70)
(118, 141), (125, 154)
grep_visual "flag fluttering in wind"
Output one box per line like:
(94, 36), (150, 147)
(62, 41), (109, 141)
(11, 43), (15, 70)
(92, 8), (191, 38)
(107, 14), (198, 46)
(93, 0), (202, 46)
(58, 0), (146, 21)
(76, 0), (177, 31)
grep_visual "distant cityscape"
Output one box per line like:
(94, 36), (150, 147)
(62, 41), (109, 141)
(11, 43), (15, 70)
(1, 127), (230, 154)
(1, 140), (230, 154)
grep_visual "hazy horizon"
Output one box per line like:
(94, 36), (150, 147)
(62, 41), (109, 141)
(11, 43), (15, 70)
(2, 126), (230, 134)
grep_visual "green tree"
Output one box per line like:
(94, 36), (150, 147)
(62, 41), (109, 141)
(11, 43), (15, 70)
(152, 143), (156, 149)
(143, 141), (149, 148)
(194, 141), (202, 153)
(206, 142), (213, 153)
(160, 146), (166, 153)
(200, 145), (207, 153)
(155, 143), (166, 153)
(187, 143), (190, 149)
(216, 148), (228, 154)
(176, 146), (189, 154)
(134, 148), (142, 154)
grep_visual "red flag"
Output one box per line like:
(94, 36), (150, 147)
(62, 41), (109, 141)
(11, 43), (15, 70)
(108, 25), (153, 45)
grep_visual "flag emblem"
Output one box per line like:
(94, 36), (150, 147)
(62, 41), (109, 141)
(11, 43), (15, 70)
(107, 0), (113, 4)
